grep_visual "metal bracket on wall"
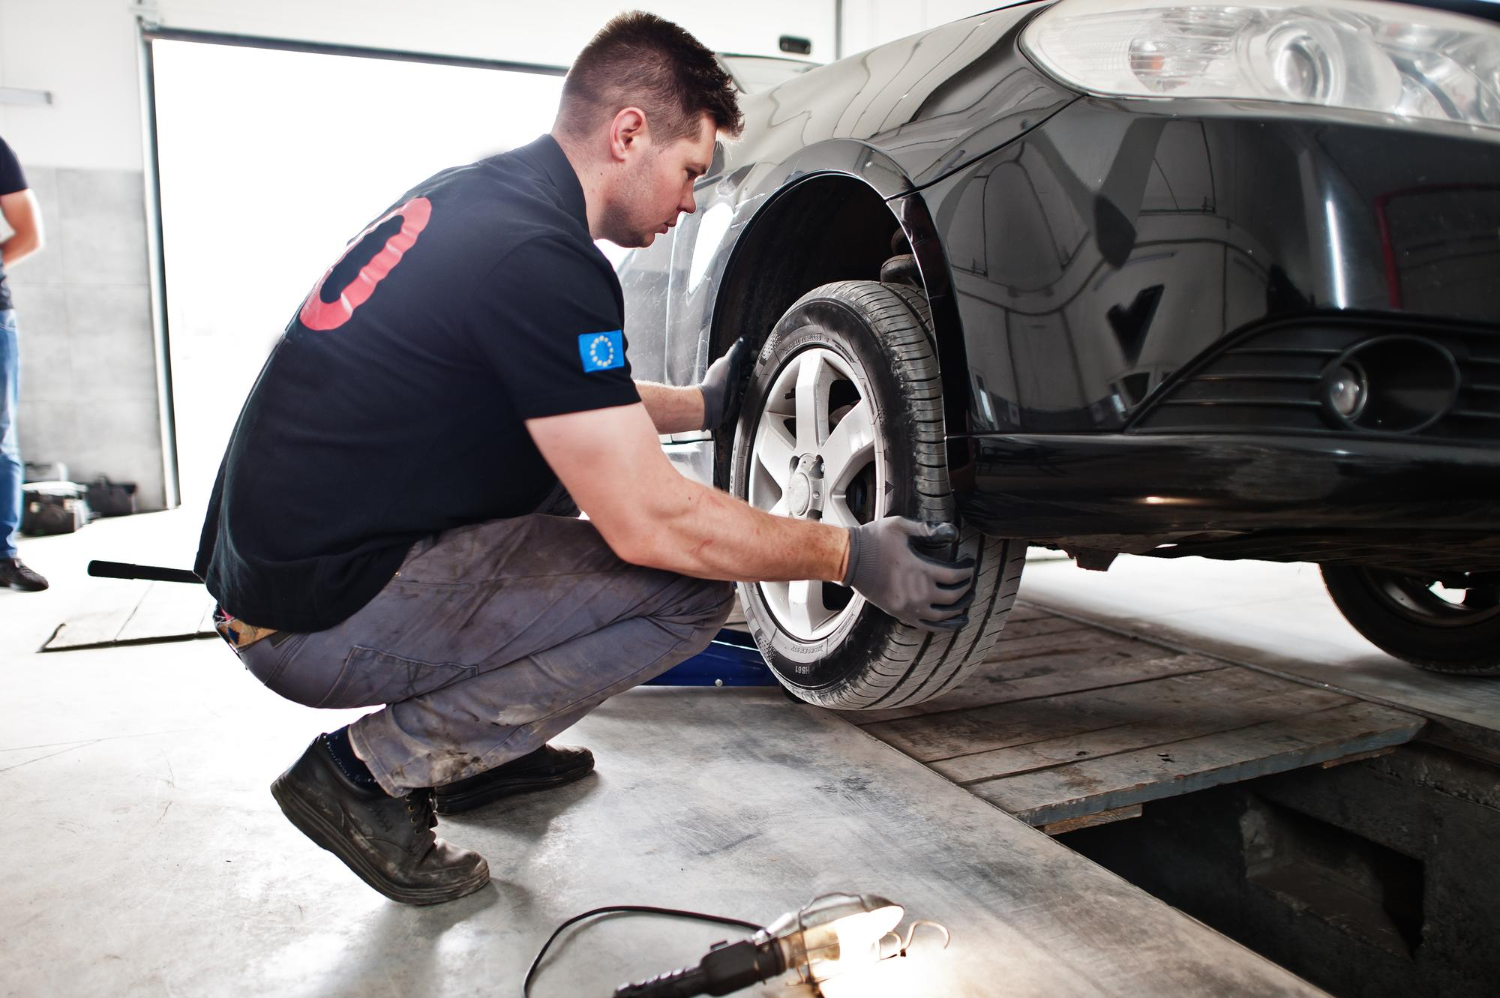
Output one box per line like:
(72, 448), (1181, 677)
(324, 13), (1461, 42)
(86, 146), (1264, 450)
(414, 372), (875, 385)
(0, 88), (52, 106)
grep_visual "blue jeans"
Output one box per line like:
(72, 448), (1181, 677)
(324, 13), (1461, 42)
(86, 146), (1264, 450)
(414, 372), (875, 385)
(0, 310), (20, 558)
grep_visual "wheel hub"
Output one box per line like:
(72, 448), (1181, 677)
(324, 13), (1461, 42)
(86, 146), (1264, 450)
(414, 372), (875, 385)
(786, 455), (824, 518)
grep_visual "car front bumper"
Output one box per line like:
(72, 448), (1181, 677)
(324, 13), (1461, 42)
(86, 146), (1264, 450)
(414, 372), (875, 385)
(959, 431), (1500, 544)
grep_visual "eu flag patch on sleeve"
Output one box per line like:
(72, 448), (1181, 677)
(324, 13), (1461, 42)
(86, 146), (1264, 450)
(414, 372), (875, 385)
(578, 330), (625, 373)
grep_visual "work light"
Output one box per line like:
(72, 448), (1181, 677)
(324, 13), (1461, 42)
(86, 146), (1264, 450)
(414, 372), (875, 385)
(612, 892), (948, 997)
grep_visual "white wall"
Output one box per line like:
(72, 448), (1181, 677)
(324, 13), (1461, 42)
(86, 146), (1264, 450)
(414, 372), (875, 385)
(840, 0), (1002, 57)
(0, 0), (144, 171)
(147, 0), (837, 66)
(0, 0), (837, 175)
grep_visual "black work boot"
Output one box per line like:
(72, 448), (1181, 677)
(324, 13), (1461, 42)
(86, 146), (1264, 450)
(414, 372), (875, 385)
(0, 558), (48, 592)
(270, 735), (490, 905)
(433, 743), (595, 815)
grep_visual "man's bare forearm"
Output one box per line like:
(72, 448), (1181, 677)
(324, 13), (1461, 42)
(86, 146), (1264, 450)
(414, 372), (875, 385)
(629, 478), (850, 583)
(1, 231), (39, 267)
(636, 381), (705, 435)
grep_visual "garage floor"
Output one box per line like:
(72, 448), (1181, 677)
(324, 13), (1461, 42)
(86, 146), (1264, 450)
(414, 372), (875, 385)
(1017, 555), (1500, 760)
(0, 513), (1449, 997)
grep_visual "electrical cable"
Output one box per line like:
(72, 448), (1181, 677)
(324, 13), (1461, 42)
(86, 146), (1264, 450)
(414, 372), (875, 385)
(523, 905), (766, 998)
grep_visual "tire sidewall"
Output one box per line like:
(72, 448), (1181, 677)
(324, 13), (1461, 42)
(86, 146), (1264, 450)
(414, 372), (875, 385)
(1323, 564), (1500, 674)
(731, 291), (944, 695)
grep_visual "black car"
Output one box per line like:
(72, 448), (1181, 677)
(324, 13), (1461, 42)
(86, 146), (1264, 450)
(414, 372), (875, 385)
(618, 0), (1500, 708)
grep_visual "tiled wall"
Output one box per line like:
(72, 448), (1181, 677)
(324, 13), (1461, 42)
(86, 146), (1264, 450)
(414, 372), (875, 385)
(6, 165), (167, 510)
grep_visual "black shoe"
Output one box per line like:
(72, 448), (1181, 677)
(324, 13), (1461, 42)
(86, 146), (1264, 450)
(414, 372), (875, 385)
(433, 744), (595, 815)
(270, 735), (490, 905)
(0, 559), (48, 592)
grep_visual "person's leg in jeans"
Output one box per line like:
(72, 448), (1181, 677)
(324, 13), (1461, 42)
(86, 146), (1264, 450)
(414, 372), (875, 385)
(0, 309), (45, 592)
(236, 511), (733, 902)
(0, 309), (48, 592)
(0, 310), (22, 559)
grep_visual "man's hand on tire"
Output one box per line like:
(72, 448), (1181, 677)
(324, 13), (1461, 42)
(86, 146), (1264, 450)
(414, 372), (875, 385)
(842, 518), (977, 632)
(698, 336), (753, 431)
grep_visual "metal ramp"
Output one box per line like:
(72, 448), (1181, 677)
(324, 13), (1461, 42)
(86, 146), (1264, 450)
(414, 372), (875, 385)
(850, 603), (1427, 833)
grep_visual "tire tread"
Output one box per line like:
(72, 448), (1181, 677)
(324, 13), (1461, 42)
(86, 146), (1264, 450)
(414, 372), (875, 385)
(736, 279), (1025, 710)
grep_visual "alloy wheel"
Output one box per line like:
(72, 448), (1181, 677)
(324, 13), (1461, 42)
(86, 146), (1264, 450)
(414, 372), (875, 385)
(1369, 570), (1500, 628)
(746, 346), (886, 640)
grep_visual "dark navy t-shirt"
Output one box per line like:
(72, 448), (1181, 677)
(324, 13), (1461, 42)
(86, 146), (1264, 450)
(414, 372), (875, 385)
(0, 137), (29, 311)
(195, 135), (639, 631)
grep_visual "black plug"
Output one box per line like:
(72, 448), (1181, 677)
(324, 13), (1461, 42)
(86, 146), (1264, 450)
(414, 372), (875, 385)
(613, 937), (785, 998)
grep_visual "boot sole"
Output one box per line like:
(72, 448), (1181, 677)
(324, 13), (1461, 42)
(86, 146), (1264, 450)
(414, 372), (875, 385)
(432, 765), (593, 815)
(270, 776), (490, 905)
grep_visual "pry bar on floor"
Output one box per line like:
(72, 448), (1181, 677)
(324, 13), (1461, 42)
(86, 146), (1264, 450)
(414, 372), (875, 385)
(88, 560), (202, 585)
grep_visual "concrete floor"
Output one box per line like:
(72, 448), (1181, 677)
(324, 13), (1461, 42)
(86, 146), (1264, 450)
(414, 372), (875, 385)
(0, 513), (1333, 998)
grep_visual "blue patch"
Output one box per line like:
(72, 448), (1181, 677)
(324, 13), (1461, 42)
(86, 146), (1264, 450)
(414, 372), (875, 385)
(578, 330), (625, 373)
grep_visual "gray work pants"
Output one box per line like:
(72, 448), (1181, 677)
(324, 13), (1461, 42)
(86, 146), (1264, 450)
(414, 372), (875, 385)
(234, 510), (734, 795)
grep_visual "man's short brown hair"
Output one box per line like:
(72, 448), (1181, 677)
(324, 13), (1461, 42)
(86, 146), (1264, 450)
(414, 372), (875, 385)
(556, 12), (744, 144)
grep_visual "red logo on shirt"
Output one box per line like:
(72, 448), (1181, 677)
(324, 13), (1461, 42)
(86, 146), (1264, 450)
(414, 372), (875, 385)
(299, 196), (433, 331)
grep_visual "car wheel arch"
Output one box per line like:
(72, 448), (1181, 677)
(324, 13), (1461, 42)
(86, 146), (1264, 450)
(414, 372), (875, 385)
(706, 171), (973, 484)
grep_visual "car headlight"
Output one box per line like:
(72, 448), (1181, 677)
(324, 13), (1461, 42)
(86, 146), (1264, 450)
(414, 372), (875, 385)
(1021, 0), (1500, 132)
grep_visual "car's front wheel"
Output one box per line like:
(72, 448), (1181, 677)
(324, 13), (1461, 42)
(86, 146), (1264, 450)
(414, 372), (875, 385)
(1321, 564), (1500, 675)
(729, 280), (1025, 710)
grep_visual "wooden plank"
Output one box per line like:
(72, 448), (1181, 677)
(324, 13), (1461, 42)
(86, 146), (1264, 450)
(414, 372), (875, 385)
(849, 652), (1226, 725)
(985, 627), (1161, 665)
(973, 701), (1426, 826)
(1043, 804), (1142, 835)
(992, 614), (1094, 641)
(932, 681), (1352, 784)
(41, 581), (149, 651)
(1004, 601), (1052, 623)
(115, 582), (215, 644)
(866, 666), (1327, 763)
(1319, 747), (1395, 769)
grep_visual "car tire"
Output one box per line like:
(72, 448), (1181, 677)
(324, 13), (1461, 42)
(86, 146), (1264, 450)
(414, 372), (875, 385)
(729, 280), (1026, 710)
(1321, 564), (1500, 675)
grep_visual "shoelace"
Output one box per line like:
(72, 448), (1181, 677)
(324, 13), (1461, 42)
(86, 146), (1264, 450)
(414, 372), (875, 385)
(404, 789), (437, 830)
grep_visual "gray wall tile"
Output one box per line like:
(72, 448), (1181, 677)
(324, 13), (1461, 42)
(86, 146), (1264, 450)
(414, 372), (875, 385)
(12, 287), (72, 401)
(15, 399), (81, 470)
(57, 168), (149, 286)
(66, 285), (157, 400)
(6, 281), (67, 346)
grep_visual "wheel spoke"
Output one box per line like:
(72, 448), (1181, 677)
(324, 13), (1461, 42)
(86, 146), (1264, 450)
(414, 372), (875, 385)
(762, 581), (790, 616)
(794, 352), (835, 453)
(786, 579), (828, 634)
(753, 416), (797, 489)
(821, 496), (861, 529)
(820, 399), (874, 489)
(767, 496), (791, 518)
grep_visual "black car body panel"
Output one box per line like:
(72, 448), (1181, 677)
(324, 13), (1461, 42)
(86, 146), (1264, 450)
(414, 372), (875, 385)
(928, 96), (1500, 437)
(618, 1), (1071, 387)
(619, 1), (1500, 574)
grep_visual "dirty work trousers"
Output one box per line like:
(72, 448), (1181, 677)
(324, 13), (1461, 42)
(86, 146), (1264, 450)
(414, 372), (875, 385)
(234, 504), (734, 795)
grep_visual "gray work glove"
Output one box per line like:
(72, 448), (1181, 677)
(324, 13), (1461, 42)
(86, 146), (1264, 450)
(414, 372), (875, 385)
(698, 336), (753, 431)
(843, 518), (977, 633)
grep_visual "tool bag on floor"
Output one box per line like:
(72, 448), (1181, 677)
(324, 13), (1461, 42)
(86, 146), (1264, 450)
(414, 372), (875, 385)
(22, 461), (68, 483)
(21, 481), (91, 536)
(85, 476), (137, 517)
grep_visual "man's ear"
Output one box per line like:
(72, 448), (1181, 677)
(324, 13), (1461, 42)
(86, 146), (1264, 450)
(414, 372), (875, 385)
(608, 106), (649, 162)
